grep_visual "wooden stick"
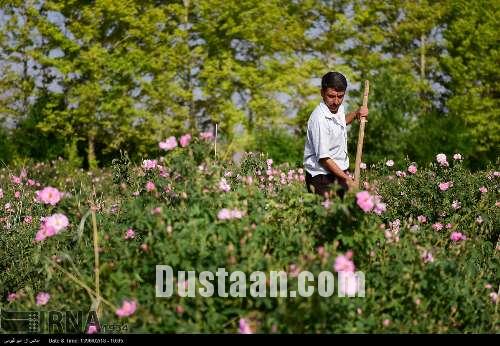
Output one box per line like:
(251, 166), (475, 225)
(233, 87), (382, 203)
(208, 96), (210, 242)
(354, 80), (369, 188)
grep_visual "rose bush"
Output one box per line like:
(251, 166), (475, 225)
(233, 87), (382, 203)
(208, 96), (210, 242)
(0, 140), (498, 333)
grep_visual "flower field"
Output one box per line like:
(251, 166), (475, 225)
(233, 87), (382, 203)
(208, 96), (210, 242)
(0, 133), (498, 333)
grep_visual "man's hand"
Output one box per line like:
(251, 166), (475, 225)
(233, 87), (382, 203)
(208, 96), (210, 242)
(357, 106), (369, 120)
(344, 177), (357, 191)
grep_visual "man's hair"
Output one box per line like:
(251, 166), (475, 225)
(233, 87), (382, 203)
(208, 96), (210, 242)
(321, 72), (347, 91)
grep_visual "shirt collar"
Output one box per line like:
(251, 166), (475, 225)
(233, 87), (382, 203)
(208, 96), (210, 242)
(320, 100), (335, 118)
(320, 101), (342, 121)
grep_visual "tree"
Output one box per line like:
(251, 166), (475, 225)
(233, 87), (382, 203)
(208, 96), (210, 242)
(0, 0), (39, 131)
(347, 66), (420, 165)
(194, 0), (320, 151)
(441, 0), (499, 168)
(33, 0), (181, 167)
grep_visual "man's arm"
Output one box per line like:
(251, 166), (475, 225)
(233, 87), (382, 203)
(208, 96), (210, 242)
(346, 106), (369, 125)
(346, 111), (358, 125)
(319, 157), (356, 190)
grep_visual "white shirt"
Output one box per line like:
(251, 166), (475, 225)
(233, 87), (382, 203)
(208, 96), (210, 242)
(303, 101), (349, 177)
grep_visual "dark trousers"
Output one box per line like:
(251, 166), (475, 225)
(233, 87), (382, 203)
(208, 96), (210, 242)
(305, 171), (348, 199)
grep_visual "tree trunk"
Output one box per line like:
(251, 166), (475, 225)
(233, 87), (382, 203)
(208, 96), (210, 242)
(87, 133), (97, 169)
(420, 34), (426, 80)
(183, 0), (195, 131)
(419, 33), (428, 115)
(21, 5), (30, 116)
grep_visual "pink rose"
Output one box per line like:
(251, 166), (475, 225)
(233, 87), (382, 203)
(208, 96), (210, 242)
(115, 299), (137, 318)
(159, 136), (178, 151)
(36, 292), (50, 306)
(450, 232), (466, 242)
(356, 191), (374, 213)
(36, 186), (63, 205)
(334, 253), (355, 273)
(179, 133), (192, 147)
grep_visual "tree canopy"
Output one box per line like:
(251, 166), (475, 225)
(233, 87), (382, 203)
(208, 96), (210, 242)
(0, 0), (497, 169)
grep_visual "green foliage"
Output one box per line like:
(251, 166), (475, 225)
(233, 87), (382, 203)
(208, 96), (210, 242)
(0, 127), (15, 164)
(0, 142), (498, 333)
(0, 0), (498, 169)
(249, 127), (304, 167)
(348, 67), (420, 166)
(441, 0), (500, 169)
(237, 151), (268, 177)
(405, 110), (471, 166)
(10, 92), (68, 163)
(111, 150), (132, 187)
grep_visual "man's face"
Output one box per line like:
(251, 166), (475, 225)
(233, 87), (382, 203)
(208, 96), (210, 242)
(321, 87), (345, 114)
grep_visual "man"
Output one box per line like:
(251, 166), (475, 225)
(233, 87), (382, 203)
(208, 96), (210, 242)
(303, 71), (368, 198)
